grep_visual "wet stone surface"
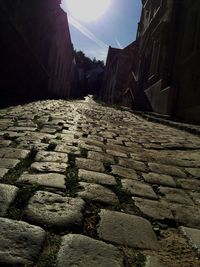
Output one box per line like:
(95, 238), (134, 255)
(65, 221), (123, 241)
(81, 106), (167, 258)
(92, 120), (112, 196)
(0, 97), (200, 266)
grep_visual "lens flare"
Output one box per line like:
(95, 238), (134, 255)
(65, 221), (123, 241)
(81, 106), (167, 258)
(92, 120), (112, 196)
(64, 0), (111, 22)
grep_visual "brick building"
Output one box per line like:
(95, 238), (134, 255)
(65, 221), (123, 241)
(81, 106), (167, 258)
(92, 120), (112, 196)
(102, 0), (200, 123)
(0, 0), (75, 104)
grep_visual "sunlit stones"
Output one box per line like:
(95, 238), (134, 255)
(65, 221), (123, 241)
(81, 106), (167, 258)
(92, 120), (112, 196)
(64, 0), (111, 22)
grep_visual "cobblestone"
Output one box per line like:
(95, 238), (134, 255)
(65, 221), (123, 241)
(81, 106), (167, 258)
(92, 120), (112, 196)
(78, 169), (117, 185)
(0, 184), (19, 216)
(148, 162), (187, 178)
(35, 151), (68, 163)
(76, 158), (105, 172)
(0, 158), (20, 169)
(180, 226), (200, 253)
(18, 173), (66, 189)
(88, 151), (115, 164)
(111, 165), (138, 179)
(122, 179), (158, 199)
(98, 209), (159, 249)
(142, 172), (176, 187)
(159, 187), (193, 205)
(30, 162), (68, 173)
(78, 182), (119, 205)
(0, 168), (9, 179)
(118, 158), (146, 171)
(0, 218), (45, 265)
(134, 197), (174, 220)
(57, 234), (123, 267)
(0, 148), (30, 159)
(185, 168), (200, 178)
(0, 98), (200, 266)
(26, 191), (85, 229)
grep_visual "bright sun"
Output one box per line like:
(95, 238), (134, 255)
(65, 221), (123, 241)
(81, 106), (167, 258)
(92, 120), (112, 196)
(65, 0), (111, 22)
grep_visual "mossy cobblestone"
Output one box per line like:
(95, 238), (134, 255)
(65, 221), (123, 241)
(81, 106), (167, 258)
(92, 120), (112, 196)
(0, 97), (200, 266)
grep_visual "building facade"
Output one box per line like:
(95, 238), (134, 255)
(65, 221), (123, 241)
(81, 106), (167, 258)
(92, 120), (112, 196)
(102, 0), (200, 123)
(0, 0), (75, 104)
(174, 0), (200, 122)
(101, 42), (137, 107)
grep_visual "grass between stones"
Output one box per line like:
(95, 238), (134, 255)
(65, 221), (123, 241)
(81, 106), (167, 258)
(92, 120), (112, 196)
(13, 118), (19, 127)
(7, 184), (44, 220)
(33, 115), (43, 130)
(104, 162), (112, 174)
(135, 253), (146, 267)
(112, 177), (131, 209)
(79, 147), (88, 158)
(3, 133), (18, 141)
(46, 142), (56, 151)
(41, 137), (50, 144)
(34, 233), (61, 267)
(83, 202), (101, 239)
(123, 249), (146, 267)
(2, 148), (38, 184)
(55, 135), (62, 140)
(65, 153), (79, 197)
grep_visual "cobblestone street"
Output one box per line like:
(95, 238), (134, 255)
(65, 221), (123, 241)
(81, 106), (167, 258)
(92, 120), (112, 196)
(0, 97), (200, 266)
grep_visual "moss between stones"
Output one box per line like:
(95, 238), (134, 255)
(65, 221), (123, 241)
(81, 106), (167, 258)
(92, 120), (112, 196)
(46, 143), (56, 151)
(104, 162), (112, 174)
(83, 202), (101, 239)
(7, 184), (44, 220)
(55, 135), (62, 140)
(135, 253), (146, 267)
(79, 147), (88, 158)
(2, 148), (37, 184)
(64, 153), (79, 197)
(34, 233), (61, 267)
(41, 137), (50, 144)
(3, 133), (18, 141)
(13, 118), (19, 127)
(33, 115), (43, 130)
(112, 177), (130, 206)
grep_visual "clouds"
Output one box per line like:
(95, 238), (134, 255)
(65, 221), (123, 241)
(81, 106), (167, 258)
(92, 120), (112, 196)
(115, 38), (123, 49)
(61, 0), (142, 61)
(68, 15), (108, 50)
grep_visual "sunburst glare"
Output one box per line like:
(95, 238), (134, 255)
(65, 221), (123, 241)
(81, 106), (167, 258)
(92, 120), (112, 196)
(63, 0), (111, 22)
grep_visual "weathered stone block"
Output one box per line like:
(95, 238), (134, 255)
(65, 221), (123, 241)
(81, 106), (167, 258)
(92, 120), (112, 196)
(0, 218), (45, 265)
(26, 191), (85, 228)
(18, 173), (66, 189)
(78, 169), (117, 186)
(57, 234), (123, 267)
(98, 209), (159, 249)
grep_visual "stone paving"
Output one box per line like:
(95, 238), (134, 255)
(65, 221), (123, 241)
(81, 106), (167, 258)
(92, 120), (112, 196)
(0, 96), (200, 266)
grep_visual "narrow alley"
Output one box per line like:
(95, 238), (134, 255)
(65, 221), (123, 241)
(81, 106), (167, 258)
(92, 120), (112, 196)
(0, 97), (200, 266)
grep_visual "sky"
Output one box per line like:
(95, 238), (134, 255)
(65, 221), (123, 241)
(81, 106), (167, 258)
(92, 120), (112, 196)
(61, 0), (142, 62)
